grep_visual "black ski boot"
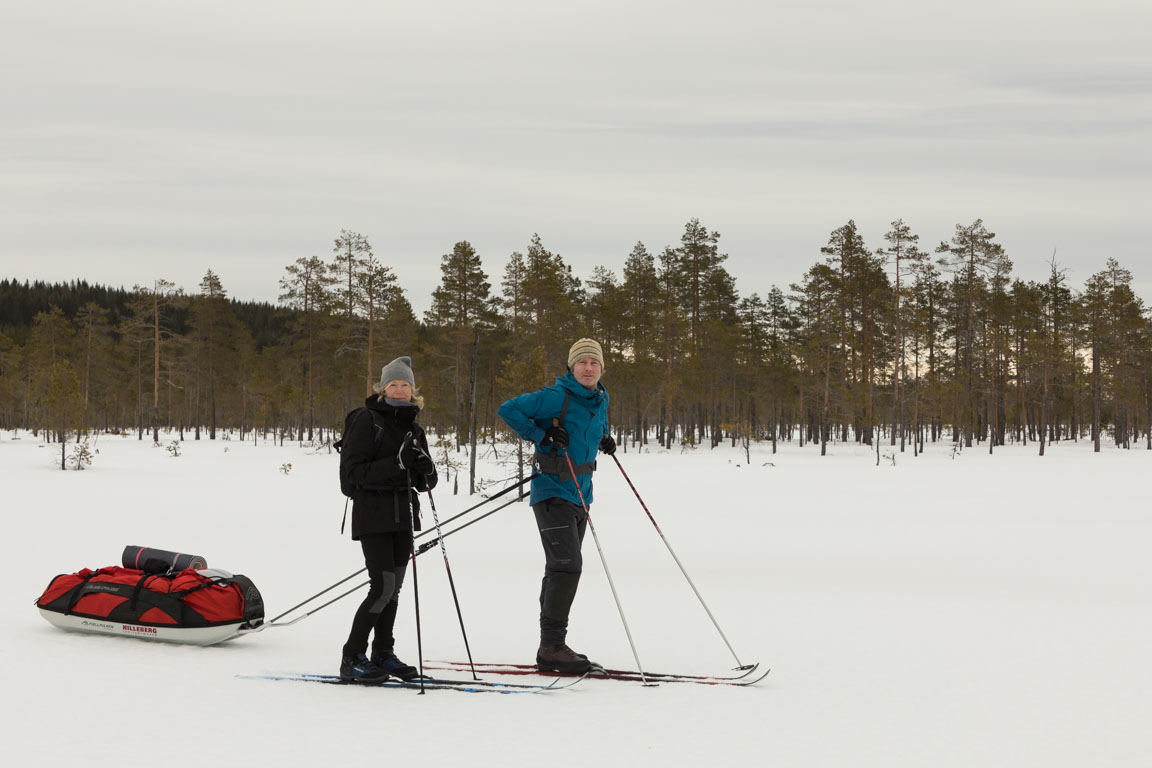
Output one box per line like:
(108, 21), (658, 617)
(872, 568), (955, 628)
(536, 643), (593, 674)
(372, 650), (419, 681)
(340, 653), (390, 684)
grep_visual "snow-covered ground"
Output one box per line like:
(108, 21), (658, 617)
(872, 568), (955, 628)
(3, 429), (1150, 767)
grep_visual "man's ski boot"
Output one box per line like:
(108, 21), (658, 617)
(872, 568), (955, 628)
(339, 653), (390, 684)
(372, 650), (420, 681)
(536, 642), (594, 674)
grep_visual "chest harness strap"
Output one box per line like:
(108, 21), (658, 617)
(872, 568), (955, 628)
(533, 390), (597, 482)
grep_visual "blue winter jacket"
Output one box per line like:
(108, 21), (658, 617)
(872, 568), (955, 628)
(498, 372), (610, 507)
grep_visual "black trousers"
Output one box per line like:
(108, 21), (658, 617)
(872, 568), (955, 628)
(533, 497), (588, 644)
(343, 532), (411, 658)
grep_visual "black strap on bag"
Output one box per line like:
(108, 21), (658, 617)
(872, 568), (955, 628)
(62, 571), (101, 615)
(556, 390), (571, 427)
(129, 572), (155, 612)
(533, 452), (596, 482)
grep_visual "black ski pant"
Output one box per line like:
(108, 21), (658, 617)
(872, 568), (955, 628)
(343, 532), (411, 658)
(533, 497), (587, 645)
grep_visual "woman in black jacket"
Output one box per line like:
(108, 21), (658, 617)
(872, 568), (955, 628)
(339, 356), (437, 683)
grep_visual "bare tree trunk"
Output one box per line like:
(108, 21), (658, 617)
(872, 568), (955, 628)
(821, 344), (831, 456)
(1093, 341), (1102, 452)
(1039, 358), (1048, 456)
(152, 292), (160, 444)
(468, 329), (480, 495)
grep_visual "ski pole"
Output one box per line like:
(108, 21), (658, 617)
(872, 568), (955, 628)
(268, 477), (533, 627)
(425, 488), (479, 680)
(413, 473), (538, 540)
(408, 485), (426, 693)
(414, 489), (530, 555)
(560, 446), (652, 686)
(264, 491), (526, 629)
(609, 453), (751, 670)
(271, 476), (532, 621)
(401, 438), (426, 695)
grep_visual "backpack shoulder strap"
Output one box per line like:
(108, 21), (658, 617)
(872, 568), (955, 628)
(368, 408), (387, 448)
(552, 389), (572, 428)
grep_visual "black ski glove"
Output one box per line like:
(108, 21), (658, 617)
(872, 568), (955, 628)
(412, 452), (435, 476)
(540, 425), (570, 449)
(599, 435), (616, 456)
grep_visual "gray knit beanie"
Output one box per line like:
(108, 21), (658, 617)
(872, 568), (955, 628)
(379, 356), (415, 388)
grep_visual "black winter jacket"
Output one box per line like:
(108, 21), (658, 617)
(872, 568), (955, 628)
(343, 396), (438, 540)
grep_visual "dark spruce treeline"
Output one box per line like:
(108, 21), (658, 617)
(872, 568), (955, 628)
(3, 220), (1151, 468)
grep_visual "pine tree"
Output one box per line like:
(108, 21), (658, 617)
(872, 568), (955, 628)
(357, 253), (401, 396)
(766, 285), (800, 449)
(878, 219), (927, 450)
(737, 292), (769, 448)
(74, 302), (113, 418)
(1038, 257), (1070, 452)
(427, 241), (495, 328)
(671, 218), (726, 351)
(935, 219), (1005, 446)
(127, 280), (183, 443)
(1083, 258), (1146, 448)
(0, 332), (23, 429)
(820, 220), (888, 445)
(43, 361), (83, 469)
(279, 257), (334, 441)
(585, 266), (624, 361)
(656, 246), (689, 447)
(984, 252), (1014, 452)
(331, 230), (372, 322)
(522, 234), (584, 371)
(700, 264), (740, 445)
(190, 270), (240, 439)
(618, 243), (661, 443)
(793, 263), (838, 453)
(426, 240), (497, 450)
(500, 251), (531, 339)
(27, 305), (75, 371)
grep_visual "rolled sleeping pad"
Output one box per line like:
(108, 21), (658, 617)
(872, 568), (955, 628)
(122, 545), (208, 574)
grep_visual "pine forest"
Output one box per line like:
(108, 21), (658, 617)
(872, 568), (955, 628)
(3, 218), (1151, 476)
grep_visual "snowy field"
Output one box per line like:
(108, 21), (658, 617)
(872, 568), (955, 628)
(3, 429), (1150, 767)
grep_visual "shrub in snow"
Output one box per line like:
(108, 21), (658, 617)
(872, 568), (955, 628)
(69, 439), (94, 471)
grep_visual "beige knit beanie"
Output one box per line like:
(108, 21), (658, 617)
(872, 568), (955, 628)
(567, 338), (604, 370)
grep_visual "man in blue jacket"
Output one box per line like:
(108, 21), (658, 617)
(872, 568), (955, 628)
(498, 338), (616, 674)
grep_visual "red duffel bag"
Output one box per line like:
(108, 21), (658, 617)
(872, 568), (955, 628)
(36, 565), (264, 646)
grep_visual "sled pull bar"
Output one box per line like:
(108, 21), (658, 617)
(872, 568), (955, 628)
(266, 477), (535, 628)
(263, 581), (371, 630)
(267, 569), (367, 625)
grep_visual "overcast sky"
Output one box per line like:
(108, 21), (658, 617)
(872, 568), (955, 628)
(3, 0), (1149, 313)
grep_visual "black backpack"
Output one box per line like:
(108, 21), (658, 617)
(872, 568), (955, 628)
(334, 407), (387, 498)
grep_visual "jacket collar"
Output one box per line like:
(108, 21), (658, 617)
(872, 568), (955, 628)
(365, 395), (420, 422)
(556, 372), (607, 401)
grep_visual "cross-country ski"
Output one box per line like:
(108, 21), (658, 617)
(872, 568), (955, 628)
(424, 660), (771, 686)
(237, 671), (583, 694)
